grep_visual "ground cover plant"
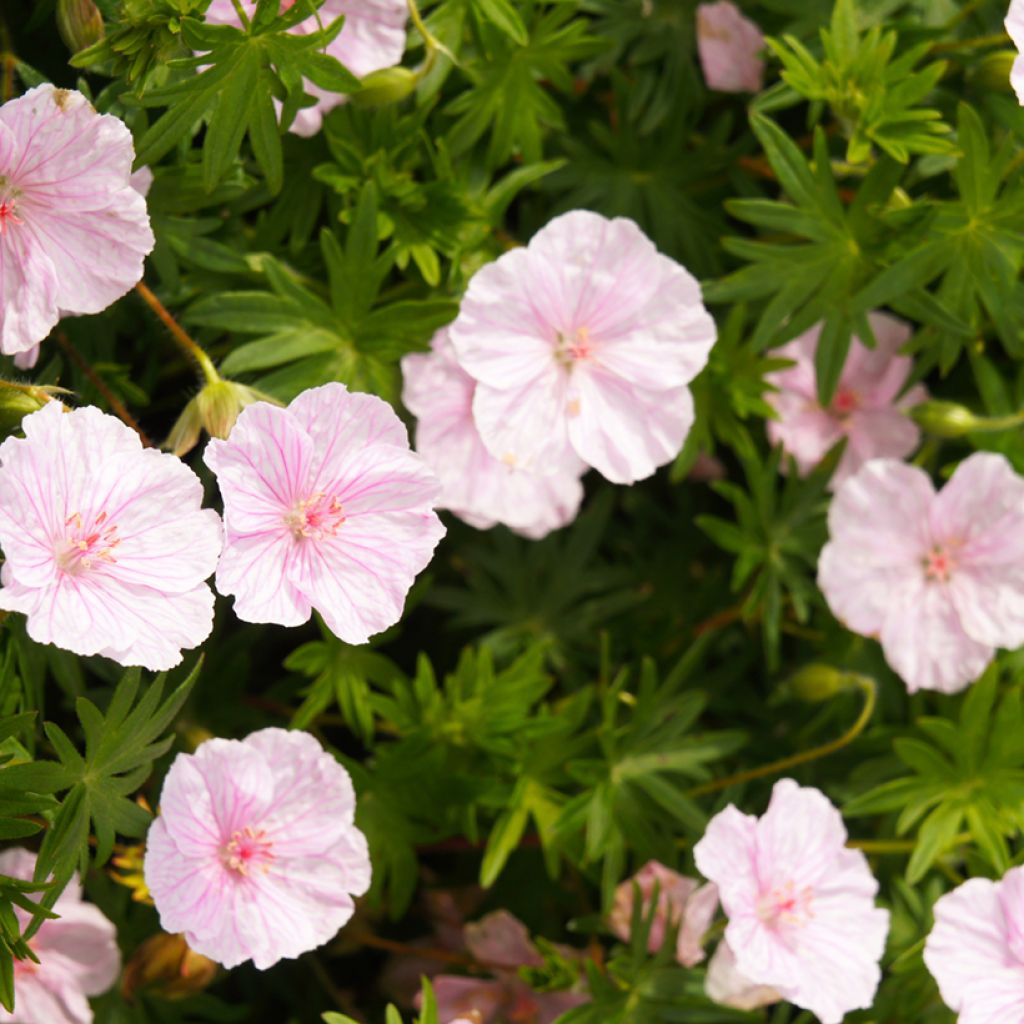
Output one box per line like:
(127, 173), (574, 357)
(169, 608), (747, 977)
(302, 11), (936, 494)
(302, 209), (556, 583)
(3, 0), (1024, 1021)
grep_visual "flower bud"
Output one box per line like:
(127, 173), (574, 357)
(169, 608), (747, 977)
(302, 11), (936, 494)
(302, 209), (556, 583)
(975, 51), (1017, 93)
(909, 400), (979, 439)
(121, 932), (218, 1002)
(57, 0), (105, 53)
(352, 66), (419, 108)
(785, 664), (850, 703)
(0, 383), (58, 438)
(165, 379), (278, 456)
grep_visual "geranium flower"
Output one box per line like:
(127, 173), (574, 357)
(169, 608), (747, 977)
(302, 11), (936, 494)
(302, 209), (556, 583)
(0, 847), (120, 1024)
(693, 779), (889, 1024)
(696, 1), (765, 93)
(205, 382), (445, 644)
(203, 0), (408, 136)
(401, 330), (585, 539)
(0, 84), (153, 358)
(1007, 1), (1024, 104)
(448, 210), (716, 485)
(609, 860), (718, 966)
(0, 402), (222, 670)
(144, 727), (371, 970)
(765, 312), (926, 490)
(924, 866), (1024, 1023)
(818, 453), (1024, 693)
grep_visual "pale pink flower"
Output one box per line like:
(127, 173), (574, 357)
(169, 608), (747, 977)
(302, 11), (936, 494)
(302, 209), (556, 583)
(0, 84), (153, 358)
(430, 911), (586, 1024)
(203, 0), (408, 136)
(818, 453), (1024, 694)
(693, 779), (889, 1024)
(205, 382), (445, 644)
(401, 330), (585, 539)
(924, 867), (1024, 1024)
(1007, 1), (1024, 104)
(0, 848), (120, 1024)
(0, 402), (222, 670)
(766, 312), (927, 491)
(696, 2), (765, 93)
(609, 860), (718, 967)
(13, 346), (38, 370)
(144, 727), (371, 970)
(704, 941), (781, 1012)
(449, 211), (716, 485)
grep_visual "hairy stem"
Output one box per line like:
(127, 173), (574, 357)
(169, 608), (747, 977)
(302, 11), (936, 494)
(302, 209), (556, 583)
(135, 282), (221, 387)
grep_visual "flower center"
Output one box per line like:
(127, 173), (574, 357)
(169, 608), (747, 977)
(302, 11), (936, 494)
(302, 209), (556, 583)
(831, 388), (859, 416)
(922, 544), (956, 583)
(284, 493), (346, 540)
(56, 511), (120, 574)
(555, 326), (593, 367)
(220, 826), (274, 876)
(0, 178), (23, 235)
(757, 881), (814, 928)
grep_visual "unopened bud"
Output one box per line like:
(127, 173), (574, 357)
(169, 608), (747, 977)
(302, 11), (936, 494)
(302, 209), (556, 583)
(910, 400), (979, 439)
(165, 379), (278, 456)
(0, 382), (58, 438)
(352, 66), (419, 108)
(57, 0), (105, 53)
(121, 932), (218, 1002)
(785, 664), (849, 703)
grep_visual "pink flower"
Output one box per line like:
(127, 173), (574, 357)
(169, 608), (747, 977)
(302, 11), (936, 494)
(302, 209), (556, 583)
(0, 84), (153, 358)
(203, 0), (408, 136)
(129, 166), (154, 198)
(448, 211), (716, 485)
(430, 911), (587, 1024)
(704, 941), (780, 1012)
(1007, 1), (1024, 104)
(0, 847), (120, 1024)
(0, 402), (222, 670)
(401, 330), (585, 539)
(924, 867), (1024, 1023)
(144, 727), (371, 970)
(766, 312), (927, 491)
(205, 382), (445, 644)
(818, 453), (1024, 694)
(696, 2), (765, 93)
(609, 860), (718, 967)
(693, 779), (889, 1024)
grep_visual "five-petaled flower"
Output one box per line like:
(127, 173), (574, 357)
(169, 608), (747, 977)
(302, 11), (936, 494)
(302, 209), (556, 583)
(144, 728), (371, 970)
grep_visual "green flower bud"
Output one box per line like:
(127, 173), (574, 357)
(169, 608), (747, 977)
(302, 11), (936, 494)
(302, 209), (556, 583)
(57, 0), (105, 53)
(0, 383), (58, 438)
(909, 400), (980, 439)
(352, 67), (419, 108)
(975, 51), (1017, 93)
(164, 380), (279, 456)
(785, 664), (850, 703)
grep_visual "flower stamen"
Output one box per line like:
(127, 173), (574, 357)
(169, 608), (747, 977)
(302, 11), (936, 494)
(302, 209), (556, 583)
(220, 826), (274, 876)
(285, 493), (346, 540)
(57, 510), (121, 573)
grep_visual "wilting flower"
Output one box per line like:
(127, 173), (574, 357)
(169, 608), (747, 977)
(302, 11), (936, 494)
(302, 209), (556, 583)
(765, 312), (926, 490)
(449, 210), (716, 485)
(704, 941), (781, 1012)
(0, 847), (120, 1024)
(924, 866), (1024, 1023)
(818, 453), (1024, 694)
(144, 727), (371, 970)
(609, 860), (718, 966)
(205, 382), (445, 644)
(0, 402), (222, 670)
(693, 779), (889, 1024)
(1007, 1), (1024, 104)
(203, 0), (408, 136)
(401, 330), (585, 539)
(430, 911), (586, 1024)
(696, 1), (765, 93)
(121, 932), (218, 1002)
(0, 84), (153, 358)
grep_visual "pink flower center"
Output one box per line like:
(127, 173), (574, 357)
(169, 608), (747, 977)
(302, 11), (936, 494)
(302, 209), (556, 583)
(922, 544), (956, 583)
(220, 826), (274, 876)
(56, 511), (120, 574)
(285, 493), (346, 540)
(757, 881), (814, 928)
(555, 327), (593, 367)
(0, 180), (23, 235)
(831, 389), (859, 417)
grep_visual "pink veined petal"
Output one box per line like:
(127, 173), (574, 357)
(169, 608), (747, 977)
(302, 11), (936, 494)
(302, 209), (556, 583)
(724, 913), (802, 993)
(693, 804), (759, 911)
(837, 408), (921, 489)
(677, 882), (718, 967)
(189, 739), (277, 838)
(288, 510), (446, 644)
(924, 875), (1017, 1012)
(696, 1), (765, 93)
(0, 204), (59, 357)
(766, 391), (844, 475)
(155, 751), (229, 859)
(332, 0), (408, 77)
(838, 312), (913, 406)
(765, 330), (820, 401)
(31, 901), (121, 997)
(0, 973), (90, 1024)
(704, 940), (780, 1012)
(879, 577), (993, 694)
(566, 368), (694, 484)
(331, 444), (441, 517)
(214, 529), (313, 627)
(958, 968), (1024, 1024)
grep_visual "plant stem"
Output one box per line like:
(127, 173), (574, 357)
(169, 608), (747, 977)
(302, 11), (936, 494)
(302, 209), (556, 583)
(55, 331), (154, 446)
(135, 282), (221, 387)
(933, 32), (1011, 54)
(229, 0), (251, 29)
(686, 675), (877, 797)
